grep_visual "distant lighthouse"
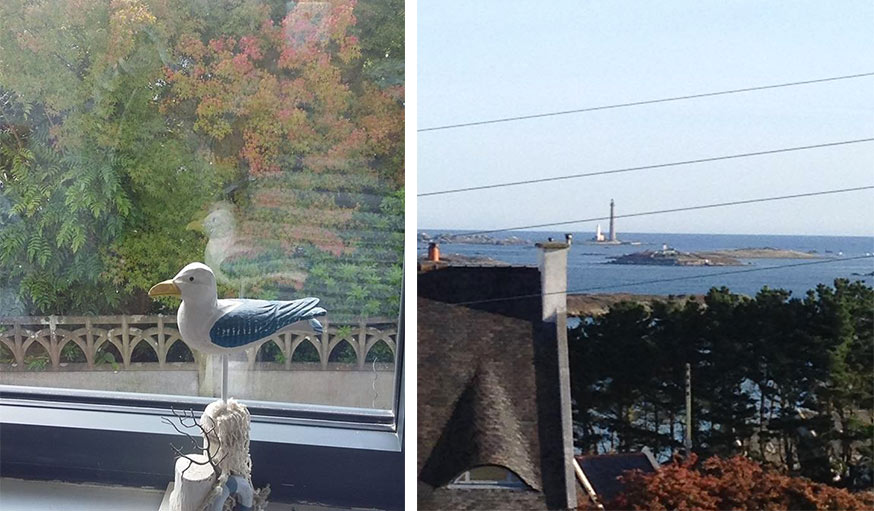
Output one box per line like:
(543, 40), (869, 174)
(608, 199), (616, 242)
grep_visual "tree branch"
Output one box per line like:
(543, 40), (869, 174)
(163, 407), (228, 477)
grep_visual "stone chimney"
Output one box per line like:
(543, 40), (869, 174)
(536, 241), (568, 323)
(536, 239), (576, 509)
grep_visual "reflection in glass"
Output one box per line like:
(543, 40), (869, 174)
(0, 0), (403, 410)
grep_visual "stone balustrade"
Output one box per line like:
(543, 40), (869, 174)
(0, 315), (397, 371)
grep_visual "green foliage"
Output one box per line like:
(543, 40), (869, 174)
(95, 346), (120, 371)
(272, 348), (286, 364)
(60, 342), (87, 363)
(570, 280), (874, 488)
(220, 181), (402, 321)
(25, 354), (49, 371)
(0, 104), (123, 313)
(364, 341), (394, 363)
(22, 341), (50, 370)
(256, 341), (285, 364)
(328, 339), (357, 364)
(0, 341), (14, 364)
(354, 0), (404, 87)
(299, 189), (403, 320)
(0, 0), (219, 314)
(291, 340), (321, 363)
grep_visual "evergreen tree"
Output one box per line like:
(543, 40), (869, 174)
(569, 280), (873, 488)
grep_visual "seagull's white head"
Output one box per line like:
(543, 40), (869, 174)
(148, 262), (217, 307)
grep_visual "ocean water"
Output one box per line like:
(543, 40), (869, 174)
(418, 231), (874, 298)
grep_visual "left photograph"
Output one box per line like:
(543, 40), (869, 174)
(0, 0), (404, 509)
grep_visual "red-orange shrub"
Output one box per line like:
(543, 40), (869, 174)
(605, 454), (874, 511)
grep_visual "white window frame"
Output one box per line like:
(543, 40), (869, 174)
(447, 465), (528, 490)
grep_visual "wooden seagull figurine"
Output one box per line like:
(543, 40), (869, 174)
(149, 263), (327, 355)
(149, 262), (326, 403)
(148, 262), (326, 356)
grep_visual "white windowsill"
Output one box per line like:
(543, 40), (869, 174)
(1, 403), (402, 452)
(0, 478), (371, 510)
(0, 478), (164, 511)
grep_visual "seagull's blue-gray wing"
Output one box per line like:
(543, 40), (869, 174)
(209, 298), (327, 349)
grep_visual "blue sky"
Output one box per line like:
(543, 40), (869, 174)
(417, 1), (874, 236)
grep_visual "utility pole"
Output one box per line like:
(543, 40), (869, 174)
(684, 362), (693, 455)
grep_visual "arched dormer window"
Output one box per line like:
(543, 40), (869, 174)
(447, 465), (527, 490)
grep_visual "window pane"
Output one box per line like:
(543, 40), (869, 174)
(468, 466), (514, 482)
(0, 0), (403, 412)
(451, 466), (527, 488)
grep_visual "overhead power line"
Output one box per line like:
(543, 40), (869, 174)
(418, 72), (874, 132)
(418, 138), (874, 197)
(448, 255), (874, 307)
(455, 185), (874, 237)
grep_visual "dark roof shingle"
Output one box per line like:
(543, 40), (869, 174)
(418, 265), (569, 510)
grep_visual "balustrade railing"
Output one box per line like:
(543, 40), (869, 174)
(0, 315), (397, 371)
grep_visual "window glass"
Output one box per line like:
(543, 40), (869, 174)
(0, 0), (403, 411)
(450, 466), (527, 489)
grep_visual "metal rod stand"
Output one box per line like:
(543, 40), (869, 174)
(222, 354), (228, 403)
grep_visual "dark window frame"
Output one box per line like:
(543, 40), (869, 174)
(447, 465), (529, 491)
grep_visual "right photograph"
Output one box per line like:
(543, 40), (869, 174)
(416, 2), (874, 511)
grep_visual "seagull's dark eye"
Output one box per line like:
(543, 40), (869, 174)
(189, 276), (194, 282)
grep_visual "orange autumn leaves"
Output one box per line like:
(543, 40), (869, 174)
(606, 455), (874, 511)
(161, 0), (403, 277)
(164, 0), (403, 181)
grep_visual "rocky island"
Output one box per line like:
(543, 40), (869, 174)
(608, 246), (827, 267)
(609, 246), (744, 266)
(567, 293), (704, 316)
(418, 232), (529, 246)
(697, 248), (822, 259)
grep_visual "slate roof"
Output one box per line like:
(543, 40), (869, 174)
(418, 265), (568, 510)
(417, 253), (530, 272)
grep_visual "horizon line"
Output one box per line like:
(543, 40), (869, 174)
(417, 228), (874, 239)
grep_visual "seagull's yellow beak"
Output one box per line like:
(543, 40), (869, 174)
(148, 280), (181, 297)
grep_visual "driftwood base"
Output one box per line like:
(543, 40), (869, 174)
(169, 454), (219, 511)
(164, 399), (269, 511)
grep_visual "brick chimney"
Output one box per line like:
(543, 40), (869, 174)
(427, 242), (440, 262)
